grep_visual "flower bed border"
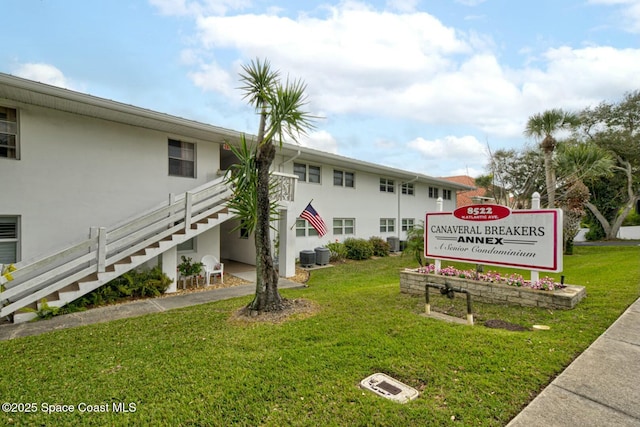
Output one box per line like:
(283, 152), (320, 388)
(400, 270), (586, 310)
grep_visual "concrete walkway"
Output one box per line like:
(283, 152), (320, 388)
(0, 278), (304, 341)
(507, 297), (640, 427)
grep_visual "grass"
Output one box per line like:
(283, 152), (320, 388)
(0, 246), (638, 426)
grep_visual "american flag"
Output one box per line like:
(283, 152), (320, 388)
(300, 203), (327, 237)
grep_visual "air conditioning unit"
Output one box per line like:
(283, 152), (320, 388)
(299, 250), (316, 268)
(387, 237), (400, 252)
(315, 247), (330, 265)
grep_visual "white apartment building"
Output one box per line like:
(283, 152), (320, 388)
(0, 73), (471, 322)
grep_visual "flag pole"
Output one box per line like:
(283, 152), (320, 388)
(290, 199), (314, 230)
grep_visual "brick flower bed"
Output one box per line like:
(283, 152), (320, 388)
(400, 269), (586, 310)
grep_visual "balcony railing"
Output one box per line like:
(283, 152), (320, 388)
(271, 172), (298, 202)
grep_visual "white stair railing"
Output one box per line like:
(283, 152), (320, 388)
(0, 176), (233, 321)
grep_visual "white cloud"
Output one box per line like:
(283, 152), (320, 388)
(299, 130), (339, 154)
(408, 135), (486, 159)
(588, 0), (640, 33)
(519, 46), (640, 111)
(12, 63), (75, 89)
(193, 3), (468, 82)
(386, 0), (419, 12)
(157, 1), (640, 145)
(187, 61), (236, 98)
(405, 135), (487, 176)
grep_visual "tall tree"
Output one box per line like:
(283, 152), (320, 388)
(477, 148), (545, 208)
(235, 58), (315, 313)
(555, 141), (614, 253)
(524, 108), (580, 208)
(575, 91), (640, 239)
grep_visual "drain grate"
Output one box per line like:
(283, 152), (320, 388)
(360, 373), (419, 403)
(377, 380), (402, 395)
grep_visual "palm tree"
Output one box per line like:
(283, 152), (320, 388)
(236, 58), (315, 313)
(555, 141), (614, 253)
(524, 108), (579, 208)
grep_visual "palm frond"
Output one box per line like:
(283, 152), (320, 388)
(238, 58), (280, 110)
(264, 77), (317, 147)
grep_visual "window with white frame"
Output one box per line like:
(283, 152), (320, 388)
(428, 186), (439, 199)
(0, 106), (18, 159)
(333, 218), (355, 235)
(294, 163), (320, 183)
(443, 189), (452, 200)
(0, 216), (19, 264)
(380, 178), (395, 193)
(380, 218), (395, 233)
(168, 138), (196, 178)
(402, 218), (415, 231)
(296, 219), (319, 237)
(333, 169), (355, 188)
(401, 182), (414, 195)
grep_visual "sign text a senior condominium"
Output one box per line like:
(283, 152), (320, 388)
(425, 204), (563, 272)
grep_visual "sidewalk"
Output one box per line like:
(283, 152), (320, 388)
(507, 297), (640, 427)
(0, 278), (304, 341)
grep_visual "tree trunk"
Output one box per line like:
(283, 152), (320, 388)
(585, 201), (613, 238)
(542, 147), (556, 208)
(248, 141), (282, 312)
(584, 158), (639, 240)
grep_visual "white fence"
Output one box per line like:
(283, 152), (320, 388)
(574, 226), (640, 242)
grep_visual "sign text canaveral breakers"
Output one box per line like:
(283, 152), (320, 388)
(425, 205), (563, 272)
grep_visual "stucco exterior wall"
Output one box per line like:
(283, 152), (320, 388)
(274, 153), (458, 254)
(1, 102), (221, 261)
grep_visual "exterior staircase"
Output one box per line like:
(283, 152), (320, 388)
(1, 176), (234, 323)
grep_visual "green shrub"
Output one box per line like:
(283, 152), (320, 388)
(67, 267), (171, 312)
(325, 241), (347, 262)
(585, 223), (605, 241)
(622, 209), (640, 226)
(344, 238), (373, 260)
(402, 221), (425, 266)
(368, 236), (390, 257)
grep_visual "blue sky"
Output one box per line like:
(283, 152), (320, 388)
(3, 0), (640, 177)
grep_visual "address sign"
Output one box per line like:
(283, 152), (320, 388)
(425, 204), (563, 272)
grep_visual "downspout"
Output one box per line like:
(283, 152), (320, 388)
(278, 149), (301, 172)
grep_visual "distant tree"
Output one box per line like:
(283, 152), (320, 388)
(478, 147), (544, 208)
(574, 91), (640, 239)
(233, 58), (315, 313)
(478, 140), (613, 253)
(524, 109), (580, 208)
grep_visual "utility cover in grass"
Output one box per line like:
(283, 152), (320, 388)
(360, 373), (419, 403)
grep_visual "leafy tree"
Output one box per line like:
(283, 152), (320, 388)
(574, 91), (640, 239)
(478, 148), (544, 208)
(225, 135), (279, 235)
(479, 141), (613, 253)
(524, 109), (580, 207)
(403, 221), (425, 267)
(234, 58), (315, 313)
(554, 141), (614, 253)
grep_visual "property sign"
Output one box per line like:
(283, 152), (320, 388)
(425, 205), (563, 272)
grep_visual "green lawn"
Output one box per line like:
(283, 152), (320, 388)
(1, 246), (638, 426)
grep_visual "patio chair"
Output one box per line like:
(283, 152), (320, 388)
(201, 255), (224, 285)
